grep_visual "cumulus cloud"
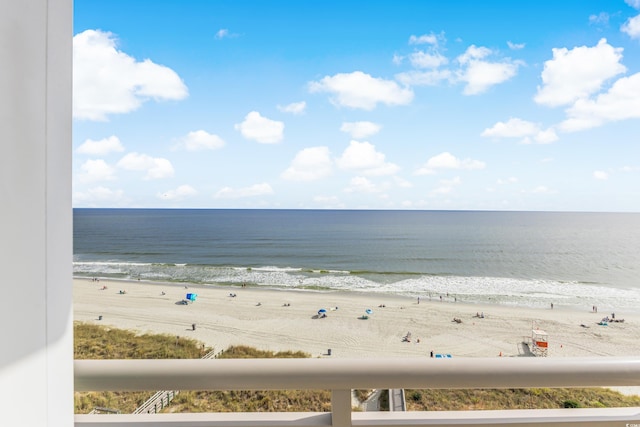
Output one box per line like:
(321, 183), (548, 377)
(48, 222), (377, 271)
(73, 29), (188, 121)
(409, 51), (448, 69)
(277, 101), (306, 114)
(456, 45), (521, 95)
(281, 147), (333, 181)
(74, 186), (125, 205)
(395, 69), (452, 86)
(215, 29), (229, 39)
(313, 195), (343, 207)
(308, 71), (414, 110)
(336, 141), (399, 176)
(235, 111), (284, 143)
(497, 177), (518, 185)
(117, 152), (174, 179)
(158, 185), (198, 201)
(534, 39), (626, 107)
(343, 176), (383, 193)
(593, 170), (609, 180)
(622, 14), (640, 39)
(214, 183), (274, 199)
(409, 34), (439, 45)
(559, 73), (640, 132)
(415, 152), (485, 175)
(481, 118), (558, 144)
(340, 121), (382, 139)
(531, 185), (556, 194)
(431, 176), (461, 195)
(589, 12), (610, 26)
(177, 130), (225, 151)
(77, 135), (124, 155)
(78, 159), (116, 183)
(395, 32), (452, 87)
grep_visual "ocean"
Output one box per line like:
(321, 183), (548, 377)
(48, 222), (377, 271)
(73, 209), (640, 313)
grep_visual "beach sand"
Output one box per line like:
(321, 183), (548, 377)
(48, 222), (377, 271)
(73, 278), (640, 360)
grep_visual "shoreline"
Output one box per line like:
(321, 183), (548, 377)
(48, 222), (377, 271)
(73, 275), (618, 315)
(74, 277), (640, 360)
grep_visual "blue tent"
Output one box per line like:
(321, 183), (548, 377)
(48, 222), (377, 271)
(186, 293), (197, 301)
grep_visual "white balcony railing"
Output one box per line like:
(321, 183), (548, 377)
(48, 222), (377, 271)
(75, 357), (640, 427)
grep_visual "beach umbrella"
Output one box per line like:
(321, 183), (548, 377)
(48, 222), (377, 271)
(318, 308), (327, 314)
(365, 308), (373, 315)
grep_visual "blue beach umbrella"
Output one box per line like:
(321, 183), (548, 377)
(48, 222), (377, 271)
(365, 308), (373, 315)
(318, 308), (327, 314)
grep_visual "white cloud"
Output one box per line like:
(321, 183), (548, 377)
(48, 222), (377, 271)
(593, 170), (609, 180)
(559, 73), (640, 132)
(78, 159), (116, 183)
(281, 147), (333, 181)
(215, 29), (229, 39)
(73, 29), (188, 121)
(497, 177), (518, 185)
(626, 0), (640, 8)
(589, 12), (610, 26)
(336, 140), (399, 176)
(393, 176), (413, 188)
(158, 185), (198, 201)
(344, 176), (382, 193)
(409, 34), (439, 45)
(431, 176), (461, 195)
(234, 111), (284, 143)
(481, 118), (558, 144)
(531, 185), (557, 194)
(507, 41), (525, 50)
(415, 152), (485, 175)
(308, 71), (414, 110)
(277, 101), (306, 115)
(456, 45), (521, 95)
(622, 14), (640, 39)
(409, 51), (448, 69)
(395, 69), (452, 86)
(534, 39), (626, 107)
(534, 128), (560, 144)
(313, 195), (343, 207)
(117, 152), (174, 180)
(214, 183), (274, 199)
(177, 130), (225, 151)
(77, 136), (124, 155)
(457, 45), (492, 64)
(74, 186), (125, 204)
(340, 121), (382, 139)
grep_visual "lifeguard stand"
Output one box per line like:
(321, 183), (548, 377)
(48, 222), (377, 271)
(530, 329), (548, 357)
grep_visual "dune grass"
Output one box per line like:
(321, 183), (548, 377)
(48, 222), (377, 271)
(405, 387), (640, 411)
(74, 322), (211, 413)
(74, 322), (640, 414)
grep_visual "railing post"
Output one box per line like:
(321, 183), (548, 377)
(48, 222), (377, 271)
(331, 389), (351, 427)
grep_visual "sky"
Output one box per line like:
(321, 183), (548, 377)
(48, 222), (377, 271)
(73, 0), (640, 212)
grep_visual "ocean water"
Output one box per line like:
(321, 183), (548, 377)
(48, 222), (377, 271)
(73, 209), (640, 313)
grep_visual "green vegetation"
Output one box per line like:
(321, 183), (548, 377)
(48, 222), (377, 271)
(74, 323), (640, 414)
(74, 322), (210, 359)
(168, 345), (331, 412)
(404, 388), (640, 411)
(74, 322), (212, 414)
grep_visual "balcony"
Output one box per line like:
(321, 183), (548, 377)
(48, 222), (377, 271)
(75, 357), (640, 426)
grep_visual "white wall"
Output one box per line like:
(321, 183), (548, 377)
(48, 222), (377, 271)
(0, 0), (73, 425)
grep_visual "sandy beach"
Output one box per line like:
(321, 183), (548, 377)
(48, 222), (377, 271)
(73, 278), (640, 360)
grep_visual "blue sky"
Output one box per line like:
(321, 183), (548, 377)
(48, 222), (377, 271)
(73, 0), (640, 211)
